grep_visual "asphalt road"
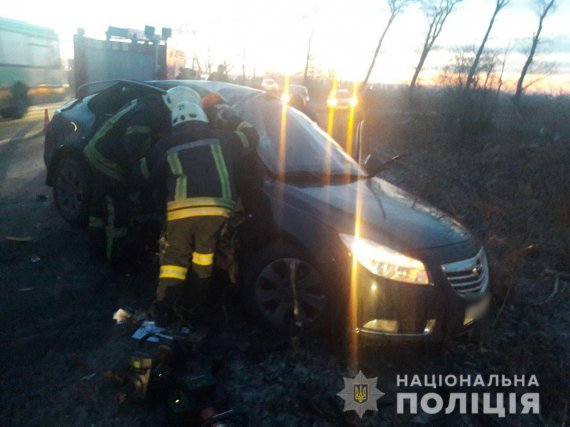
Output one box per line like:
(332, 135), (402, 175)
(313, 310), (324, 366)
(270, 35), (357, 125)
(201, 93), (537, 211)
(0, 111), (158, 424)
(0, 103), (61, 145)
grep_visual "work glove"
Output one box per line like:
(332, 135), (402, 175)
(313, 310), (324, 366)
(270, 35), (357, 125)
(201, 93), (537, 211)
(207, 104), (241, 131)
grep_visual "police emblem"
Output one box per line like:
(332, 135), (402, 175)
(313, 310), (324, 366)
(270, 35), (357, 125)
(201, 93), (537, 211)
(337, 371), (385, 418)
(354, 384), (368, 404)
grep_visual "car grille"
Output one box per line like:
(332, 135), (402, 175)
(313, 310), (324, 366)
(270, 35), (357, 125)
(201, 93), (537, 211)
(442, 248), (489, 296)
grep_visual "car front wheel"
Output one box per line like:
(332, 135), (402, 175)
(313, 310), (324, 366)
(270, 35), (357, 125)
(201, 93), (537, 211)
(53, 156), (91, 227)
(244, 243), (328, 332)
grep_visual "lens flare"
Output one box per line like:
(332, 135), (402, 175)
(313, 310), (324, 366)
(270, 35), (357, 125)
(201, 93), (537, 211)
(326, 78), (337, 137)
(349, 178), (364, 368)
(278, 75), (289, 182)
(344, 82), (358, 167)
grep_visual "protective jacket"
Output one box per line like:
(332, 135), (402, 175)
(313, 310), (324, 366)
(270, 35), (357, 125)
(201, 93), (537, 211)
(84, 94), (170, 183)
(147, 119), (258, 222)
(83, 93), (170, 267)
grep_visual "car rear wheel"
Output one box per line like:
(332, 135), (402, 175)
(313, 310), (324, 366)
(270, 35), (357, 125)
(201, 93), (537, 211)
(244, 243), (328, 332)
(53, 156), (91, 227)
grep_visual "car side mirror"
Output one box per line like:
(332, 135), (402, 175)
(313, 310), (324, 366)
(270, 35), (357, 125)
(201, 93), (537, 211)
(364, 153), (412, 177)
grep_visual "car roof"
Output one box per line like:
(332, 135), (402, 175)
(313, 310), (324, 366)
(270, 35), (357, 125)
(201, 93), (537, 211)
(78, 79), (262, 106)
(149, 80), (262, 105)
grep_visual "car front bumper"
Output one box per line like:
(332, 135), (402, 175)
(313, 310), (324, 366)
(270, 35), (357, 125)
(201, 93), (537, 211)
(346, 243), (490, 342)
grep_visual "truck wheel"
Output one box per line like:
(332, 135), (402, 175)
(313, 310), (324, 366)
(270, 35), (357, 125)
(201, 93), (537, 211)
(243, 243), (328, 333)
(6, 82), (29, 119)
(53, 156), (91, 227)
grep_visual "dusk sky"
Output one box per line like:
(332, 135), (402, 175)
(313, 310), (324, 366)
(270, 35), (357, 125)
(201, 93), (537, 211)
(3, 0), (570, 93)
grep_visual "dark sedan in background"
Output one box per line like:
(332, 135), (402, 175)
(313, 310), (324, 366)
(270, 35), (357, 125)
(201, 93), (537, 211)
(44, 80), (490, 342)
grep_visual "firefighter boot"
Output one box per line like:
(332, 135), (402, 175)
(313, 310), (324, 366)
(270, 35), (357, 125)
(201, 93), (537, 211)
(151, 283), (184, 327)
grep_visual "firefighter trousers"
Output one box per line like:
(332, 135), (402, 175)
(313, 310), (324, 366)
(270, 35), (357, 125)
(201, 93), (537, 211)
(88, 171), (130, 269)
(157, 215), (226, 311)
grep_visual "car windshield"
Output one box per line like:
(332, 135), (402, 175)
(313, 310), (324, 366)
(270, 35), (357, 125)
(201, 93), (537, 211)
(237, 94), (366, 183)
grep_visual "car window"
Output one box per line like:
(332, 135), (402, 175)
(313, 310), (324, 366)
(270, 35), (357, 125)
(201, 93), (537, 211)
(238, 95), (366, 182)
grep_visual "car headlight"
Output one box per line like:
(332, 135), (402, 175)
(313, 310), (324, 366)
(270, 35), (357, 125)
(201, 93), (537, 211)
(281, 93), (290, 103)
(327, 98), (337, 107)
(339, 234), (430, 285)
(350, 97), (358, 106)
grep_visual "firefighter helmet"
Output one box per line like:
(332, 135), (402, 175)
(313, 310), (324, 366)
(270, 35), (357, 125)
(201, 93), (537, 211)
(163, 86), (202, 111)
(171, 101), (209, 126)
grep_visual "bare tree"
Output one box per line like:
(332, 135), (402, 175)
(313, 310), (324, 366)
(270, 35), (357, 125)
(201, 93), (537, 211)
(361, 0), (412, 91)
(440, 46), (501, 89)
(465, 0), (511, 90)
(496, 43), (512, 96)
(410, 0), (463, 90)
(303, 31), (314, 86)
(514, 0), (557, 104)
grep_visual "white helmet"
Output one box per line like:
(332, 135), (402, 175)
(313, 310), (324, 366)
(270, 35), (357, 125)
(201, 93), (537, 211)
(171, 101), (209, 127)
(163, 86), (201, 111)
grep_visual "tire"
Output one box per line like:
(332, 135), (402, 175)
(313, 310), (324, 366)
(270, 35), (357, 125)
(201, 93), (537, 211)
(53, 156), (91, 227)
(243, 243), (329, 333)
(6, 82), (29, 119)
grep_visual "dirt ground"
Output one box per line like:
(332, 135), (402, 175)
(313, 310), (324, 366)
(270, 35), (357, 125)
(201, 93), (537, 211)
(0, 104), (568, 426)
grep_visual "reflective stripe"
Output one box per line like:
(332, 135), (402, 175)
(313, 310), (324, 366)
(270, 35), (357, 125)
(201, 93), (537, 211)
(236, 121), (253, 132)
(89, 216), (105, 228)
(167, 197), (235, 212)
(236, 121), (253, 149)
(104, 197), (128, 258)
(167, 152), (187, 200)
(83, 100), (138, 182)
(192, 252), (214, 266)
(139, 158), (150, 180)
(166, 138), (218, 155)
(126, 125), (151, 136)
(90, 100), (137, 143)
(114, 227), (128, 238)
(235, 131), (250, 149)
(210, 144), (231, 199)
(159, 265), (188, 280)
(84, 144), (125, 182)
(167, 207), (231, 221)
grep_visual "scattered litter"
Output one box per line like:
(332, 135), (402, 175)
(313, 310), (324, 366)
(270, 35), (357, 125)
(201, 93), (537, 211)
(30, 256), (41, 263)
(133, 310), (147, 322)
(131, 321), (166, 342)
(113, 308), (132, 325)
(5, 236), (32, 242)
(81, 373), (97, 381)
(18, 288), (34, 292)
(36, 194), (48, 201)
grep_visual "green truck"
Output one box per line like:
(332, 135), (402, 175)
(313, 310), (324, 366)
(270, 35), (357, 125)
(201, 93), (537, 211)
(0, 17), (66, 118)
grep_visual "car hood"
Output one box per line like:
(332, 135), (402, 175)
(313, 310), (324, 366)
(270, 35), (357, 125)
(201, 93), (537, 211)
(275, 176), (471, 252)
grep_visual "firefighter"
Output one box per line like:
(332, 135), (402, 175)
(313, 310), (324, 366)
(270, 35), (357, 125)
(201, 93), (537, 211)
(84, 85), (199, 272)
(146, 92), (258, 326)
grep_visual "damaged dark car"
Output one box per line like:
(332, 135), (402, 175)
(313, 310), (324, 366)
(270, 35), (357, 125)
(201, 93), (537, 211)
(44, 80), (490, 343)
